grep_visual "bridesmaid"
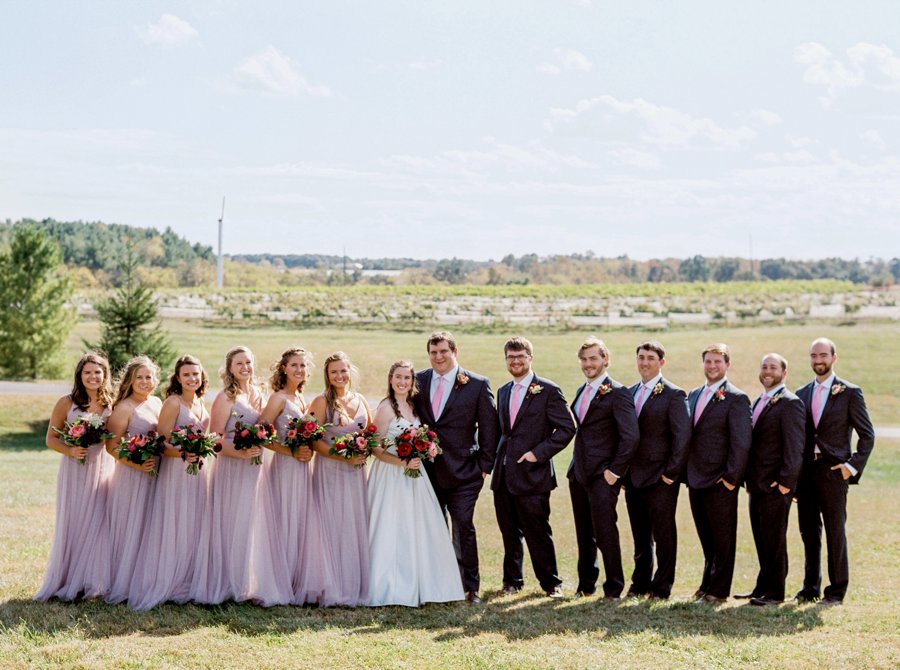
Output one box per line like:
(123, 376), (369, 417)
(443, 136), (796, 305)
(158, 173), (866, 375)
(310, 351), (372, 607)
(190, 345), (265, 604)
(128, 354), (210, 610)
(104, 355), (163, 605)
(35, 352), (115, 602)
(251, 348), (336, 606)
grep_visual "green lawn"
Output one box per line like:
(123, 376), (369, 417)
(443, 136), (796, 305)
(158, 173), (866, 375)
(1, 322), (898, 669)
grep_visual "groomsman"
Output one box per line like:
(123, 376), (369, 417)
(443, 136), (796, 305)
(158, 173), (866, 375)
(795, 337), (875, 604)
(415, 331), (499, 604)
(738, 353), (804, 606)
(624, 340), (691, 600)
(492, 337), (576, 598)
(567, 337), (640, 600)
(686, 343), (751, 603)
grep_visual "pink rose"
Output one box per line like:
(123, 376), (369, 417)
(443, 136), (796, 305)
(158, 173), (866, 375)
(69, 423), (86, 438)
(240, 429), (250, 438)
(287, 429), (297, 440)
(256, 429), (267, 439)
(355, 436), (367, 448)
(128, 444), (136, 452)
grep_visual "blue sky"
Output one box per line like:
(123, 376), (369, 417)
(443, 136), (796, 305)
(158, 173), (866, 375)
(2, 1), (899, 260)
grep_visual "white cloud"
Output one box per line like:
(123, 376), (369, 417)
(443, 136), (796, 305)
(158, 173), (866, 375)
(537, 48), (593, 75)
(860, 129), (886, 150)
(407, 59), (443, 71)
(749, 108), (782, 126)
(232, 46), (332, 98)
(545, 95), (756, 148)
(137, 14), (198, 46)
(607, 147), (661, 170)
(795, 41), (900, 105)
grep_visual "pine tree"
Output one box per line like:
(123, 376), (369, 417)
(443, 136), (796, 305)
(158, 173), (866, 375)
(0, 227), (75, 379)
(87, 245), (175, 373)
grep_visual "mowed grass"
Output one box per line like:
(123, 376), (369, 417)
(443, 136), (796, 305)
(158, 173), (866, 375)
(1, 321), (898, 669)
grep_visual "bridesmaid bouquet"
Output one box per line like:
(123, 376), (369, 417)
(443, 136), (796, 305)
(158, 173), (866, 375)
(329, 422), (379, 468)
(170, 426), (223, 475)
(232, 419), (276, 465)
(392, 424), (441, 479)
(52, 414), (114, 465)
(284, 415), (330, 456)
(117, 432), (166, 476)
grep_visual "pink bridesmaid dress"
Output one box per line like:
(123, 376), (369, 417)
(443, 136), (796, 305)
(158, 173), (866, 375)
(128, 403), (210, 610)
(190, 395), (263, 604)
(34, 404), (115, 601)
(251, 398), (337, 606)
(105, 397), (162, 604)
(312, 402), (370, 606)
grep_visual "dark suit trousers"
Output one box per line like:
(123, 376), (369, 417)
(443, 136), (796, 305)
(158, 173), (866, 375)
(568, 477), (625, 597)
(796, 459), (849, 600)
(493, 474), (561, 591)
(689, 484), (738, 598)
(748, 490), (792, 600)
(433, 478), (484, 593)
(625, 481), (680, 597)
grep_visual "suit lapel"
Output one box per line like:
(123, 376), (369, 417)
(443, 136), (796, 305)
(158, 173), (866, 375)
(499, 381), (511, 433)
(420, 369), (437, 425)
(818, 377), (842, 426)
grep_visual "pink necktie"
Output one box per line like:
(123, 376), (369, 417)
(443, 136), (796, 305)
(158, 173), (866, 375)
(431, 376), (445, 419)
(812, 384), (827, 427)
(693, 387), (713, 426)
(577, 385), (593, 422)
(751, 394), (768, 426)
(634, 385), (649, 416)
(509, 383), (524, 426)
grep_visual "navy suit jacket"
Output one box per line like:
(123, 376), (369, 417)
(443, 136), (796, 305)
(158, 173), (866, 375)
(566, 376), (640, 486)
(686, 380), (752, 489)
(415, 367), (500, 489)
(745, 388), (805, 494)
(626, 378), (691, 489)
(796, 376), (875, 484)
(491, 374), (576, 496)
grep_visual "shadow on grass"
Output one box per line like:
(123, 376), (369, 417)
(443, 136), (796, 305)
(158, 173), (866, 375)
(0, 591), (826, 642)
(0, 420), (48, 451)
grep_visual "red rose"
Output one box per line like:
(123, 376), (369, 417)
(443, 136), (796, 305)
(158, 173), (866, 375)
(397, 443), (413, 458)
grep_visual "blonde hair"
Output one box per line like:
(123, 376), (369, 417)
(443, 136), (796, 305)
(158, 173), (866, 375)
(112, 355), (159, 408)
(270, 347), (313, 392)
(579, 336), (609, 359)
(322, 351), (359, 424)
(219, 346), (256, 401)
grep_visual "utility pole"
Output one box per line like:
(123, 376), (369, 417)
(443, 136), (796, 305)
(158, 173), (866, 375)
(217, 197), (226, 289)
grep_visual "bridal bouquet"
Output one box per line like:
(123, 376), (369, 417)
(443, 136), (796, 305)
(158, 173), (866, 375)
(170, 426), (222, 475)
(232, 419), (277, 465)
(117, 431), (166, 476)
(329, 422), (378, 468)
(284, 415), (330, 456)
(391, 424), (441, 479)
(52, 414), (114, 465)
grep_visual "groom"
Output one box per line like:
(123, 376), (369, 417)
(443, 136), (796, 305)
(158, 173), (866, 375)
(416, 331), (499, 604)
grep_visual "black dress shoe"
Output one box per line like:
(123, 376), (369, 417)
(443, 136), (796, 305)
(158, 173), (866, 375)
(693, 589), (707, 599)
(465, 591), (482, 604)
(749, 597), (782, 606)
(545, 585), (564, 599)
(733, 592), (760, 600)
(602, 595), (621, 602)
(822, 595), (843, 605)
(793, 590), (820, 603)
(694, 594), (726, 604)
(572, 590), (594, 599)
(649, 593), (669, 601)
(625, 589), (647, 598)
(500, 584), (521, 596)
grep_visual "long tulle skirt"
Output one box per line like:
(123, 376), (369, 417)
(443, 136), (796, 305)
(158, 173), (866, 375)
(34, 444), (114, 601)
(105, 461), (157, 604)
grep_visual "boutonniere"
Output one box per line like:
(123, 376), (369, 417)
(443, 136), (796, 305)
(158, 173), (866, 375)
(768, 390), (784, 406)
(652, 382), (664, 396)
(456, 373), (469, 387)
(712, 387), (727, 403)
(528, 383), (543, 396)
(831, 383), (846, 396)
(598, 383), (613, 396)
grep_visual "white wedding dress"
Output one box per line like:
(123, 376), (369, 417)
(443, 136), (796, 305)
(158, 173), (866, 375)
(367, 416), (464, 606)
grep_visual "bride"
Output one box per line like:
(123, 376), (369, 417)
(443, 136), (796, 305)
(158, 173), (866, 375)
(367, 360), (464, 607)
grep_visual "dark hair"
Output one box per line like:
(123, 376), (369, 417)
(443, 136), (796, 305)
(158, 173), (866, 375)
(270, 348), (313, 392)
(636, 340), (666, 360)
(166, 354), (209, 397)
(385, 360), (418, 420)
(504, 336), (533, 356)
(70, 352), (113, 411)
(427, 330), (457, 353)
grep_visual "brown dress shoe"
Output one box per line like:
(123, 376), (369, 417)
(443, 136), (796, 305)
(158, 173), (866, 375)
(465, 591), (482, 604)
(500, 584), (520, 596)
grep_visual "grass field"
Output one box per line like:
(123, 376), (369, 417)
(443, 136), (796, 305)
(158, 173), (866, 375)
(1, 321), (898, 668)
